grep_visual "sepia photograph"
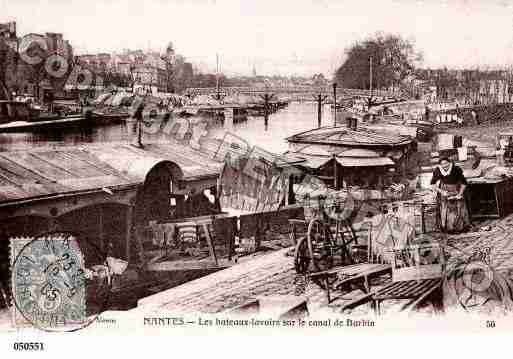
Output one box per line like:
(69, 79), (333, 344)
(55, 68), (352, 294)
(1, 0), (513, 356)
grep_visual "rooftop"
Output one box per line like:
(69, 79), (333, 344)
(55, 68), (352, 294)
(0, 141), (223, 207)
(286, 126), (413, 148)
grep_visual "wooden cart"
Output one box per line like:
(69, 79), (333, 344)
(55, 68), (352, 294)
(293, 199), (442, 307)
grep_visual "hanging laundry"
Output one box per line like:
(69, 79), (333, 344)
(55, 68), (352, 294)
(163, 223), (177, 247)
(453, 135), (463, 148)
(457, 147), (468, 161)
(438, 133), (455, 150)
(151, 224), (165, 246)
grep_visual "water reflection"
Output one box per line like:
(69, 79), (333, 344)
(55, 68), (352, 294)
(0, 102), (335, 153)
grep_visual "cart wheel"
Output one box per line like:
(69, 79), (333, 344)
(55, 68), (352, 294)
(337, 220), (357, 265)
(307, 219), (334, 272)
(294, 236), (311, 274)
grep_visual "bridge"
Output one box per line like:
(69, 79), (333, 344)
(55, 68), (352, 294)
(185, 86), (403, 100)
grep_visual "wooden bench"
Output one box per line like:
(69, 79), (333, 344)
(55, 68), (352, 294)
(309, 263), (392, 303)
(340, 278), (443, 314)
(342, 241), (445, 314)
(373, 278), (443, 315)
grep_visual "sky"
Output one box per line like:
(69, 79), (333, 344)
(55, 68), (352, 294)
(2, 0), (513, 77)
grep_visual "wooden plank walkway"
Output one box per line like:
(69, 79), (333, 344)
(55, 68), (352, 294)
(135, 248), (305, 314)
(130, 214), (513, 316)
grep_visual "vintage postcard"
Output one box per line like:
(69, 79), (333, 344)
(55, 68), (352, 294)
(1, 0), (512, 356)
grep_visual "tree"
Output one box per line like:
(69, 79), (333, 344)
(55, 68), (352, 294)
(335, 33), (422, 90)
(0, 40), (10, 99)
(312, 73), (328, 87)
(0, 39), (16, 100)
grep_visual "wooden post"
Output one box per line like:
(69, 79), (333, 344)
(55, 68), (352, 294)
(254, 220), (262, 253)
(264, 95), (269, 129)
(402, 148), (407, 176)
(260, 93), (274, 130)
(125, 205), (133, 263)
(132, 103), (144, 148)
(224, 108), (234, 129)
(98, 205), (104, 253)
(332, 83), (337, 126)
(369, 56), (373, 96)
(333, 154), (338, 189)
(203, 223), (218, 266)
(216, 53), (221, 100)
(314, 94), (328, 128)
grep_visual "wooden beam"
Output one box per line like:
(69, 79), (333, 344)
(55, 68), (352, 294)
(126, 205), (133, 263)
(203, 222), (218, 267)
(99, 205), (104, 253)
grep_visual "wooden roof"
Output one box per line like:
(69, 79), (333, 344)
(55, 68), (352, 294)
(290, 153), (394, 169)
(0, 141), (223, 206)
(286, 126), (413, 148)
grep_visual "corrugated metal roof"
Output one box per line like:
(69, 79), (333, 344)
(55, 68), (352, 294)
(286, 126), (413, 147)
(0, 142), (223, 206)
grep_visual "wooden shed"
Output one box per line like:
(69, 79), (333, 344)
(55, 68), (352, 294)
(286, 124), (417, 189)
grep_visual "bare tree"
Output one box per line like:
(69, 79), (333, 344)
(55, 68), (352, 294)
(0, 39), (14, 100)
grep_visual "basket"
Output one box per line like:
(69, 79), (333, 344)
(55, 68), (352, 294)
(106, 257), (128, 275)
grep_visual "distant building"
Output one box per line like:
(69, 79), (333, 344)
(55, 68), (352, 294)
(76, 49), (170, 93)
(0, 21), (17, 50)
(132, 63), (167, 94)
(172, 61), (194, 92)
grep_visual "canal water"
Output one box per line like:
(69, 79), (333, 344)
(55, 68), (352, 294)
(0, 102), (336, 154)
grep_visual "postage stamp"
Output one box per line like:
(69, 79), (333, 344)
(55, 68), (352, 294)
(10, 232), (109, 332)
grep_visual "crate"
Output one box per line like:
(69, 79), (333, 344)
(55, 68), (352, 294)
(386, 243), (445, 282)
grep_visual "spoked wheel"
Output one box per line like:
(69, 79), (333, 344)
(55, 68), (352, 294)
(294, 236), (311, 274)
(294, 234), (337, 290)
(334, 220), (358, 265)
(307, 219), (334, 272)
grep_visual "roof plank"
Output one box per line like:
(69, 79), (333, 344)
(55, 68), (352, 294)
(0, 142), (224, 206)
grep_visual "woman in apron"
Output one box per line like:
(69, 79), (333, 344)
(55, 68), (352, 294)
(431, 157), (470, 233)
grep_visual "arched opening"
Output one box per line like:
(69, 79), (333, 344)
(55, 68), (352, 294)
(134, 160), (183, 226)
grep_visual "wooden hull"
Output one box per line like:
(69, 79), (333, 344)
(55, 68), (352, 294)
(0, 113), (126, 133)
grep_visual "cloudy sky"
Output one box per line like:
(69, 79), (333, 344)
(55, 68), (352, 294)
(2, 0), (513, 76)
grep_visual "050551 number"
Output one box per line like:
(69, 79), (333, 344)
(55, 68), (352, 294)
(13, 342), (44, 351)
